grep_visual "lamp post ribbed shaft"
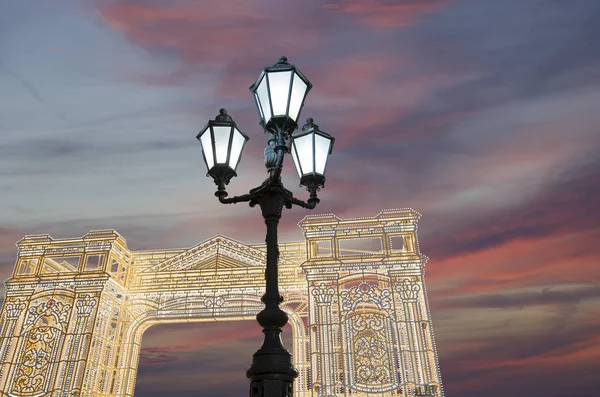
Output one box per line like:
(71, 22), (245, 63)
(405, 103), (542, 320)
(247, 206), (297, 397)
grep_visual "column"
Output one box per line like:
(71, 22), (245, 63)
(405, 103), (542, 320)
(56, 294), (98, 395)
(0, 298), (27, 393)
(395, 278), (424, 391)
(396, 277), (438, 396)
(310, 282), (337, 397)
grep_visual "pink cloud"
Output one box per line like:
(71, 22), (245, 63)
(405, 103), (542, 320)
(96, 1), (324, 90)
(427, 229), (600, 297)
(323, 0), (447, 28)
(459, 329), (600, 373)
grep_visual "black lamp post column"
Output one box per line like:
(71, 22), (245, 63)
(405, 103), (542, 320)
(247, 196), (297, 397)
(243, 128), (315, 397)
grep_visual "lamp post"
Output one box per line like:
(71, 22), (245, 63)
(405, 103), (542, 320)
(196, 56), (334, 397)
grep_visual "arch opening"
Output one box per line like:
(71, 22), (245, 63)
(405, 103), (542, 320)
(134, 320), (294, 397)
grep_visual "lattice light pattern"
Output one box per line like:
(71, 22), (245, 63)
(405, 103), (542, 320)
(0, 209), (443, 397)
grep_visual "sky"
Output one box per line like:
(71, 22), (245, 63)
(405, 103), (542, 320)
(1, 0), (599, 396)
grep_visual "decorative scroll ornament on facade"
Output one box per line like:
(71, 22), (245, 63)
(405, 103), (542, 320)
(340, 283), (393, 316)
(396, 278), (421, 302)
(340, 283), (398, 392)
(24, 299), (71, 329)
(11, 299), (71, 397)
(203, 296), (226, 308)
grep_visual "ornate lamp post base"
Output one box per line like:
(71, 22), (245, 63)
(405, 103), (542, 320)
(248, 346), (297, 397)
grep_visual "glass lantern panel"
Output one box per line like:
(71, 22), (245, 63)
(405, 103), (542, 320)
(229, 128), (246, 170)
(291, 142), (302, 178)
(212, 126), (231, 164)
(314, 134), (331, 175)
(256, 76), (272, 123)
(288, 73), (308, 122)
(267, 71), (292, 116)
(254, 92), (264, 121)
(293, 134), (314, 176)
(199, 130), (214, 169)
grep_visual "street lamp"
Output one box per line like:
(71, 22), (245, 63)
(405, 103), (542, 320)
(196, 56), (334, 397)
(250, 56), (312, 135)
(290, 118), (334, 192)
(197, 108), (249, 187)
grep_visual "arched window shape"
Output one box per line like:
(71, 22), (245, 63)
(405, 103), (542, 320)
(340, 281), (399, 393)
(10, 299), (70, 397)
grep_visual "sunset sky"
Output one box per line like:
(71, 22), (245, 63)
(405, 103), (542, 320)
(1, 0), (599, 396)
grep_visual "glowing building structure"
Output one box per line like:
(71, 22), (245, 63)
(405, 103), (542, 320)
(0, 209), (443, 397)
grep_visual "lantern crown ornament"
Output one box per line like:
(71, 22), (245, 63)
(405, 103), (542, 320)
(290, 117), (335, 192)
(196, 109), (249, 192)
(250, 56), (313, 135)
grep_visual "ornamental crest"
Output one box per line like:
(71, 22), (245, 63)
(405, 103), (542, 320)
(24, 299), (71, 331)
(340, 283), (393, 316)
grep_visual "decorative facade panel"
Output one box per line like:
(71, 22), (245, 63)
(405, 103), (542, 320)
(0, 209), (443, 397)
(340, 282), (398, 393)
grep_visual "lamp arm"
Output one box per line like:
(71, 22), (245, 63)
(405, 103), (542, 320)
(218, 193), (251, 204)
(214, 181), (251, 204)
(287, 189), (320, 210)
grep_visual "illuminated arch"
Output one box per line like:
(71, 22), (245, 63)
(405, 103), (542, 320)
(0, 209), (443, 397)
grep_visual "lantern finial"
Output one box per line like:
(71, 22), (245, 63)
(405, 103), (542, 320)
(216, 108), (233, 122)
(302, 118), (318, 131)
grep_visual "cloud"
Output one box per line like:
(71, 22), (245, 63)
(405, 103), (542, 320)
(422, 159), (600, 262)
(439, 320), (600, 395)
(0, 60), (68, 122)
(0, 227), (27, 279)
(432, 282), (600, 396)
(95, 0), (327, 92)
(427, 230), (600, 298)
(139, 346), (185, 366)
(439, 284), (600, 310)
(322, 0), (447, 27)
